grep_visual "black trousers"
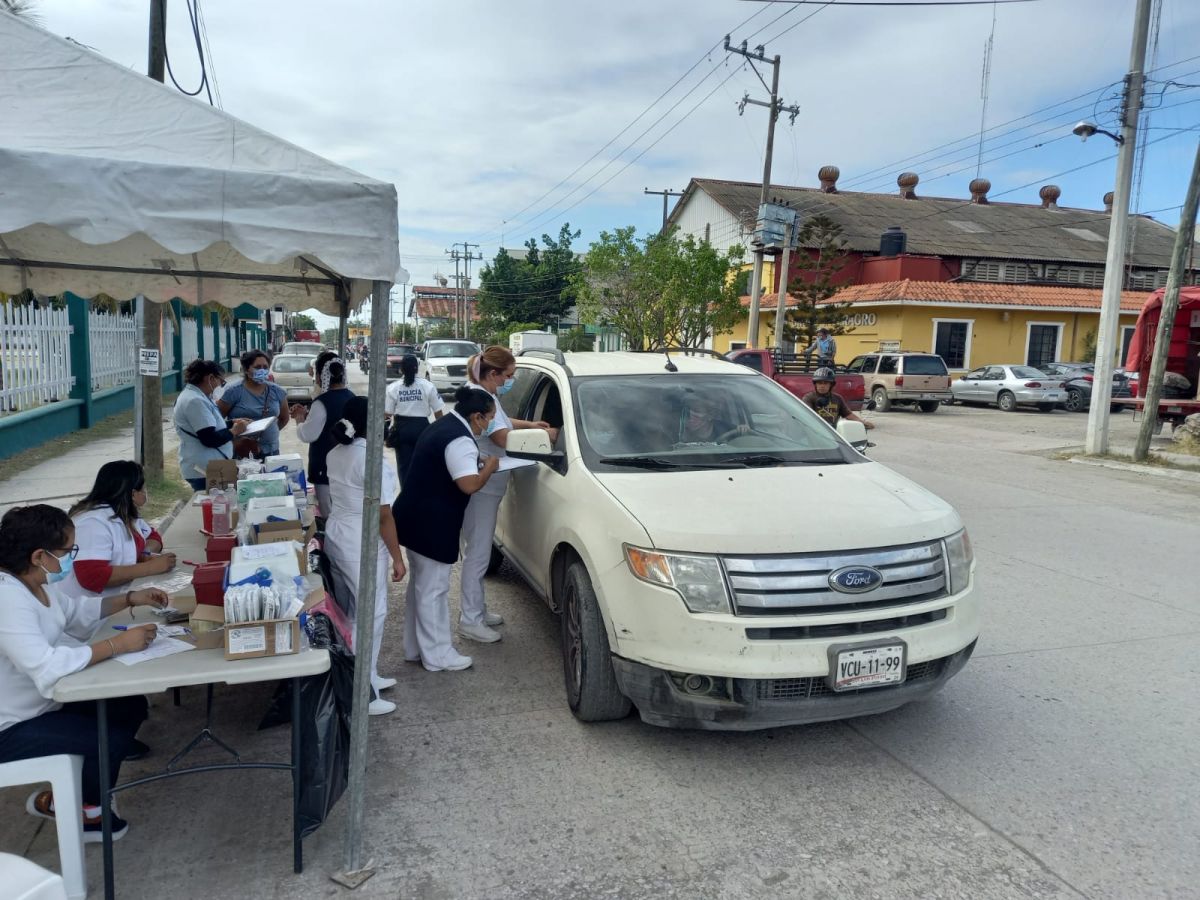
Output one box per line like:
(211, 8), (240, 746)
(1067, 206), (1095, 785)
(391, 416), (430, 486)
(0, 695), (148, 806)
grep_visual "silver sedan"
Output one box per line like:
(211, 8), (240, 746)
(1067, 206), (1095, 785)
(951, 364), (1066, 412)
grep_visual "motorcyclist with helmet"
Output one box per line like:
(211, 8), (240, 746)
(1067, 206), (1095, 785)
(802, 367), (875, 430)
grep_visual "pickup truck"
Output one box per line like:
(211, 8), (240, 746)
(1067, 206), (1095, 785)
(726, 348), (865, 410)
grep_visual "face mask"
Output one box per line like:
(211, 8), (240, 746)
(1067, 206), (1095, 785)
(496, 377), (515, 396)
(40, 550), (74, 585)
(251, 368), (270, 384)
(484, 417), (499, 436)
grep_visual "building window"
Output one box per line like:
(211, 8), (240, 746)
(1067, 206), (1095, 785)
(1025, 323), (1063, 368)
(729, 341), (747, 352)
(932, 319), (973, 369)
(1120, 325), (1136, 367)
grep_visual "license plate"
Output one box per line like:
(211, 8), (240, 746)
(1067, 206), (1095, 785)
(920, 393), (934, 399)
(287, 388), (309, 397)
(1047, 392), (1062, 400)
(828, 641), (906, 692)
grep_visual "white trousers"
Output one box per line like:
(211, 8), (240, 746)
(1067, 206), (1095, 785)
(325, 524), (390, 694)
(459, 490), (503, 626)
(315, 484), (332, 519)
(404, 549), (459, 669)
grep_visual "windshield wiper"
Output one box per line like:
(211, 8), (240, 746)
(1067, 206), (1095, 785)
(719, 454), (787, 467)
(599, 456), (687, 469)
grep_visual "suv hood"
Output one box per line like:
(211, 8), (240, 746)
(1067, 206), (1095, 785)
(594, 462), (961, 554)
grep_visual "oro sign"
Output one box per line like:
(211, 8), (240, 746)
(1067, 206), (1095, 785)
(138, 348), (161, 377)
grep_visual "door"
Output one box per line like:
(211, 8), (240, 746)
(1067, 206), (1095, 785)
(980, 366), (1007, 404)
(1026, 324), (1061, 368)
(958, 367), (987, 402)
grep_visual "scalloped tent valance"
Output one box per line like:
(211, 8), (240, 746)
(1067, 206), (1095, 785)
(0, 13), (404, 314)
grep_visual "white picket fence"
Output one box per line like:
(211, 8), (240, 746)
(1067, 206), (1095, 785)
(217, 321), (228, 361)
(0, 301), (75, 414)
(181, 316), (199, 367)
(88, 308), (139, 391)
(161, 310), (177, 375)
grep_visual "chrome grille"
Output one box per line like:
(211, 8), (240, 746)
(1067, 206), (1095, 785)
(446, 364), (467, 377)
(756, 658), (943, 701)
(723, 540), (946, 615)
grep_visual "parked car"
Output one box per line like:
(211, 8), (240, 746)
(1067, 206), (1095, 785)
(385, 343), (416, 379)
(269, 353), (318, 403)
(726, 348), (865, 410)
(844, 352), (953, 413)
(1060, 370), (1132, 413)
(1037, 361), (1093, 380)
(417, 339), (480, 395)
(280, 341), (324, 357)
(950, 365), (1065, 411)
(490, 350), (978, 730)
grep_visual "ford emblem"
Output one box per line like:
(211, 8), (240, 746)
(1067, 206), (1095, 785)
(828, 565), (884, 594)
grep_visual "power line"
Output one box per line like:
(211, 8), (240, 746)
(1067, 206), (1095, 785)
(194, 0), (222, 108)
(163, 0), (212, 104)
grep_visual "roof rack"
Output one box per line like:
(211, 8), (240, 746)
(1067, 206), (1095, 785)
(518, 347), (572, 375)
(630, 347), (730, 360)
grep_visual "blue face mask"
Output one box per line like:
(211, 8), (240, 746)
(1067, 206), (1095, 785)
(251, 368), (270, 384)
(496, 377), (515, 396)
(40, 550), (74, 585)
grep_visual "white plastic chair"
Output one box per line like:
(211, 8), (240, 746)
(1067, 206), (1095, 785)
(0, 852), (69, 900)
(0, 755), (86, 900)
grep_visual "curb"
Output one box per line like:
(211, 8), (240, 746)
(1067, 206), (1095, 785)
(152, 497), (190, 537)
(1068, 456), (1200, 484)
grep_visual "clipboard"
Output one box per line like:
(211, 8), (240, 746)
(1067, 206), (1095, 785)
(241, 416), (276, 436)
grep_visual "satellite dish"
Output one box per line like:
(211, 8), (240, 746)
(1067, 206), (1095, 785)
(432, 272), (449, 287)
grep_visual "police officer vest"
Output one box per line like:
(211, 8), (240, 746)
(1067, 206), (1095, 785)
(393, 413), (474, 564)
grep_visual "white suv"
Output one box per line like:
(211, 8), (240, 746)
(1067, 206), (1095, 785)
(494, 350), (978, 730)
(417, 340), (480, 396)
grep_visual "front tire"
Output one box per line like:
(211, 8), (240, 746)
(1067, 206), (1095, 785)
(1064, 388), (1085, 412)
(560, 561), (631, 722)
(998, 391), (1017, 412)
(917, 400), (940, 413)
(872, 387), (892, 413)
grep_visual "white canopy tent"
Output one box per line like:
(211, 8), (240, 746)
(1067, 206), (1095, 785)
(0, 10), (398, 886)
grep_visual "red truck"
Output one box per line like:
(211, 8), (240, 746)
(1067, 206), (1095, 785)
(727, 348), (866, 410)
(1119, 286), (1200, 426)
(293, 328), (321, 343)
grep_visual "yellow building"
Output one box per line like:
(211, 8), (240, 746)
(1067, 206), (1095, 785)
(716, 281), (1148, 372)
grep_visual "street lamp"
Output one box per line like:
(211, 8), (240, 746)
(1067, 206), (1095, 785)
(1072, 120), (1125, 145)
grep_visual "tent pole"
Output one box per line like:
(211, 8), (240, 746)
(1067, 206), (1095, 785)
(133, 296), (144, 465)
(339, 278), (391, 885)
(337, 285), (349, 357)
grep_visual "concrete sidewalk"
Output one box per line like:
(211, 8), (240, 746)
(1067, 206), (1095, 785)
(0, 410), (181, 517)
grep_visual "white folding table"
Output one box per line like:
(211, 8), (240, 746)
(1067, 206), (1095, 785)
(54, 614), (329, 900)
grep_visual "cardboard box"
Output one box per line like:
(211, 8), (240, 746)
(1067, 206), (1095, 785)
(205, 460), (240, 490)
(264, 453), (304, 474)
(189, 587), (324, 660)
(237, 472), (288, 505)
(245, 495), (298, 526)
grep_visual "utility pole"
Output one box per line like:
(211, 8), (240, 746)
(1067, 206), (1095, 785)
(1133, 140), (1200, 461)
(774, 215), (795, 352)
(446, 243), (481, 339)
(644, 188), (683, 231)
(446, 248), (462, 338)
(724, 36), (800, 349)
(1085, 0), (1153, 456)
(461, 242), (481, 341)
(137, 0), (168, 477)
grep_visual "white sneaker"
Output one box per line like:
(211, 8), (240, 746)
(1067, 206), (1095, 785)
(483, 611), (504, 626)
(373, 676), (397, 692)
(458, 621), (501, 643)
(423, 653), (473, 673)
(368, 697), (397, 716)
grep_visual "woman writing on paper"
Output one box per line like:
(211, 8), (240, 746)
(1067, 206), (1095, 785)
(173, 359), (252, 491)
(216, 350), (290, 459)
(324, 397), (407, 716)
(0, 505), (167, 842)
(392, 387), (498, 672)
(61, 461), (177, 601)
(458, 347), (557, 644)
(291, 352), (354, 518)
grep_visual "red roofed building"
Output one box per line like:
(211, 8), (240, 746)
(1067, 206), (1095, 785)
(408, 284), (480, 329)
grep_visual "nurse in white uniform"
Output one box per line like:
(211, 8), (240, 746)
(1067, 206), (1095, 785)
(324, 396), (407, 716)
(392, 387), (499, 672)
(459, 346), (557, 644)
(62, 460), (177, 601)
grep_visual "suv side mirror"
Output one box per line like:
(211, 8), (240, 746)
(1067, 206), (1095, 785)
(837, 419), (868, 452)
(507, 428), (566, 473)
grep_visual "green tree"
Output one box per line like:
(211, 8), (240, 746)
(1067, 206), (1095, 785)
(558, 327), (594, 352)
(572, 226), (745, 350)
(782, 215), (854, 351)
(321, 328), (339, 346)
(1079, 328), (1097, 364)
(391, 323), (417, 342)
(292, 313), (318, 331)
(478, 223), (581, 326)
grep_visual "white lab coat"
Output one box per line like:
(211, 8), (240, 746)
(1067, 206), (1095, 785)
(60, 507), (154, 601)
(324, 438), (399, 692)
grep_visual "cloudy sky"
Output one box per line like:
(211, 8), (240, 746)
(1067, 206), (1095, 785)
(29, 0), (1200, 325)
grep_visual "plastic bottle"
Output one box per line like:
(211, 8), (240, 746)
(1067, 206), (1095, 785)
(211, 488), (231, 535)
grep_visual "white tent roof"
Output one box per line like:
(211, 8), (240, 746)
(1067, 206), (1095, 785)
(0, 13), (403, 314)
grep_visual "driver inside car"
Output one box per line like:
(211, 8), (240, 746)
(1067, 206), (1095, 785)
(678, 396), (750, 444)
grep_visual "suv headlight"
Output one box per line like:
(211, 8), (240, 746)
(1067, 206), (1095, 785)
(624, 546), (731, 614)
(431, 365), (448, 375)
(943, 529), (973, 594)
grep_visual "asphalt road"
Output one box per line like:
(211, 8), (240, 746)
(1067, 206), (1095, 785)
(5, 381), (1196, 899)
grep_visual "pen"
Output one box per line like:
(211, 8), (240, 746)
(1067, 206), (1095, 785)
(112, 625), (130, 631)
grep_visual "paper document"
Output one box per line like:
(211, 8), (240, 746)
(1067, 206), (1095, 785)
(497, 457), (537, 472)
(113, 636), (196, 666)
(241, 416), (277, 436)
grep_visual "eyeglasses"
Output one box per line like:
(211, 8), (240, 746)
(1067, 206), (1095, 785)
(52, 545), (79, 560)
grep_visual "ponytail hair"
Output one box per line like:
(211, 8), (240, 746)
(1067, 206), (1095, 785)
(401, 354), (418, 387)
(454, 385), (495, 419)
(332, 395), (369, 445)
(314, 351), (346, 391)
(0, 505), (73, 575)
(467, 345), (515, 385)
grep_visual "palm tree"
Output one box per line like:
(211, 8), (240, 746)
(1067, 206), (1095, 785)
(1, 1), (42, 21)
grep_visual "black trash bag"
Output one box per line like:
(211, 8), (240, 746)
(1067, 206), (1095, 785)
(257, 614), (355, 837)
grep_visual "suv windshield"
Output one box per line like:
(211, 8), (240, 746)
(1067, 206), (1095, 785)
(903, 356), (949, 375)
(272, 356), (312, 373)
(574, 374), (858, 470)
(426, 342), (478, 359)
